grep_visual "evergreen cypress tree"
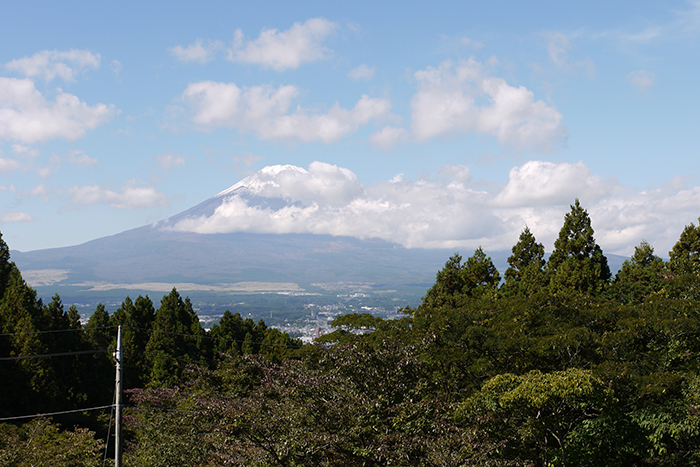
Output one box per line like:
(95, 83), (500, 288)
(503, 227), (546, 297)
(145, 288), (207, 386)
(668, 218), (700, 276)
(607, 240), (665, 304)
(461, 247), (500, 298)
(421, 253), (464, 309)
(547, 199), (611, 294)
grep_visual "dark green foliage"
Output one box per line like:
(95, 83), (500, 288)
(0, 418), (104, 467)
(461, 246), (500, 298)
(418, 247), (500, 328)
(421, 253), (465, 310)
(502, 226), (546, 297)
(547, 199), (611, 295)
(0, 231), (15, 299)
(7, 209), (700, 466)
(607, 241), (666, 304)
(669, 218), (700, 275)
(110, 295), (155, 388)
(145, 288), (211, 387)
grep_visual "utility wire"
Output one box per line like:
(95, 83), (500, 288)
(0, 349), (112, 361)
(0, 325), (118, 337)
(127, 325), (303, 349)
(0, 405), (113, 422)
(1, 324), (303, 349)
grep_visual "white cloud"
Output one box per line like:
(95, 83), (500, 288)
(66, 149), (98, 167)
(169, 39), (224, 64)
(626, 69), (658, 92)
(182, 81), (390, 143)
(110, 60), (122, 79)
(31, 184), (50, 202)
(410, 60), (565, 152)
(156, 151), (187, 170)
(5, 49), (100, 82)
(168, 160), (700, 256)
(493, 161), (617, 207)
(1, 211), (33, 223)
(11, 144), (39, 158)
(0, 77), (116, 143)
(0, 157), (22, 173)
(460, 37), (484, 50)
(370, 126), (409, 150)
(547, 32), (570, 67)
(67, 183), (168, 209)
(349, 64), (375, 80)
(227, 18), (337, 71)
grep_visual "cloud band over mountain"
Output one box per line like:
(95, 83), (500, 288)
(169, 161), (698, 256)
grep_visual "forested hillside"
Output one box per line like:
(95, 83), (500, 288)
(2, 199), (700, 466)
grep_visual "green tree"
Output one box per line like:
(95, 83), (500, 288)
(547, 199), (611, 295)
(0, 231), (16, 298)
(607, 240), (666, 304)
(668, 218), (700, 276)
(502, 226), (546, 297)
(461, 246), (500, 298)
(145, 288), (209, 386)
(0, 418), (104, 467)
(421, 248), (500, 310)
(456, 368), (615, 467)
(111, 295), (155, 388)
(421, 253), (465, 310)
(210, 309), (246, 354)
(0, 267), (45, 416)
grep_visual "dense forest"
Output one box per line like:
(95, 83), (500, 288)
(2, 199), (700, 466)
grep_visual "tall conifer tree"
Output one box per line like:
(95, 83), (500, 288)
(668, 218), (700, 275)
(547, 199), (611, 294)
(503, 227), (546, 297)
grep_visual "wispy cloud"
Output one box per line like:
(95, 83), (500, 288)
(544, 32), (596, 79)
(156, 151), (187, 170)
(66, 149), (98, 167)
(349, 64), (375, 80)
(0, 157), (22, 173)
(226, 18), (338, 71)
(370, 126), (409, 150)
(5, 49), (100, 82)
(169, 39), (224, 64)
(626, 69), (658, 92)
(67, 182), (168, 209)
(1, 211), (33, 223)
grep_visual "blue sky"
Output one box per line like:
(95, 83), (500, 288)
(1, 1), (700, 257)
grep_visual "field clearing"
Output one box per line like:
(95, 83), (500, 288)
(71, 281), (304, 293)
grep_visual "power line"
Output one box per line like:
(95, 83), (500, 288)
(0, 349), (112, 361)
(0, 324), (303, 349)
(0, 325), (118, 337)
(0, 404), (113, 422)
(127, 325), (303, 349)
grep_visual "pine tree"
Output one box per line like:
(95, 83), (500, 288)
(668, 218), (700, 276)
(0, 231), (15, 298)
(145, 288), (208, 386)
(421, 253), (464, 309)
(607, 240), (665, 304)
(547, 199), (611, 294)
(461, 247), (500, 298)
(502, 227), (546, 297)
(111, 295), (155, 388)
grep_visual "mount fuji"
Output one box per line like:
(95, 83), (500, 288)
(11, 166), (468, 318)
